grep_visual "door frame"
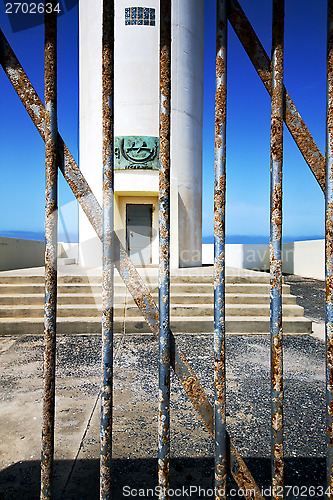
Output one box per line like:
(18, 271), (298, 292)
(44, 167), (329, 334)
(115, 195), (159, 265)
(126, 202), (153, 264)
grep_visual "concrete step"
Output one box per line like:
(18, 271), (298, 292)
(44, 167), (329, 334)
(0, 316), (312, 335)
(0, 292), (297, 306)
(123, 293), (297, 306)
(0, 273), (271, 285)
(124, 303), (305, 318)
(0, 282), (291, 295)
(57, 258), (77, 266)
(0, 294), (125, 305)
(0, 270), (311, 336)
(0, 302), (305, 319)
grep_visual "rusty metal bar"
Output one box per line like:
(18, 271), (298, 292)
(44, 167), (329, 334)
(326, 1), (333, 496)
(100, 1), (114, 498)
(158, 0), (171, 496)
(40, 4), (58, 499)
(228, 0), (325, 193)
(0, 31), (264, 499)
(214, 0), (227, 498)
(270, 0), (284, 497)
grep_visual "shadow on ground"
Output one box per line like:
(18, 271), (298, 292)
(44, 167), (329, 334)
(0, 457), (325, 500)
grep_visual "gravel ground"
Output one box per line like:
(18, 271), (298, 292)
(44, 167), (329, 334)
(283, 274), (325, 323)
(0, 275), (327, 500)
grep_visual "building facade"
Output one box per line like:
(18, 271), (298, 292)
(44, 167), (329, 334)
(79, 0), (204, 268)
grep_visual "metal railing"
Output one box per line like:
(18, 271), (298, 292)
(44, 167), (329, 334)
(0, 0), (332, 498)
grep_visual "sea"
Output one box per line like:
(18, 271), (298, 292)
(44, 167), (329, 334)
(0, 230), (79, 243)
(0, 231), (324, 244)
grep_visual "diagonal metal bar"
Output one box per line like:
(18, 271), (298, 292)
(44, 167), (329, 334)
(228, 0), (325, 193)
(0, 28), (264, 499)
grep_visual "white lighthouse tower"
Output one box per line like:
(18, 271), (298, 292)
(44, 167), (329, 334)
(79, 0), (204, 268)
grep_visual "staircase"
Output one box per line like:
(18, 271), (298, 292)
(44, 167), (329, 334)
(0, 269), (312, 335)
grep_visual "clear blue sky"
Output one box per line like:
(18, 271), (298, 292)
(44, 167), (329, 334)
(0, 0), (327, 243)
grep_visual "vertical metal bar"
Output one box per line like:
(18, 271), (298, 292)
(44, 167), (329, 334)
(100, 0), (114, 498)
(158, 0), (171, 498)
(41, 3), (58, 499)
(214, 1), (227, 499)
(270, 0), (284, 497)
(326, 1), (333, 497)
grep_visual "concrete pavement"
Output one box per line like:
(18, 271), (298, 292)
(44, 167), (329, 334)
(0, 332), (326, 499)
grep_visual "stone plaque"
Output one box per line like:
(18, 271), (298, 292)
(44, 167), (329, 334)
(114, 136), (159, 170)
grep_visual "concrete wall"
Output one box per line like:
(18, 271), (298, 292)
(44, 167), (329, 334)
(58, 242), (79, 261)
(282, 239), (325, 280)
(202, 243), (269, 270)
(203, 239), (325, 280)
(0, 237), (45, 271)
(115, 0), (159, 136)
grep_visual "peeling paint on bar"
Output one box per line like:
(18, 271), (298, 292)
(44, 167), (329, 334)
(228, 0), (325, 193)
(100, 1), (114, 498)
(0, 27), (264, 499)
(40, 5), (58, 499)
(327, 1), (333, 496)
(214, 1), (227, 498)
(158, 1), (171, 497)
(270, 1), (284, 497)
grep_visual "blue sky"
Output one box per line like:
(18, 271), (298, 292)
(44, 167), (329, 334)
(0, 1), (79, 241)
(0, 0), (327, 243)
(203, 0), (326, 241)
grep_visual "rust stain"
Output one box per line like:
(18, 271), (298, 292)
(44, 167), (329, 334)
(215, 84), (226, 150)
(214, 360), (226, 407)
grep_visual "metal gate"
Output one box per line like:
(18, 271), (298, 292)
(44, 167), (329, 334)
(0, 0), (332, 498)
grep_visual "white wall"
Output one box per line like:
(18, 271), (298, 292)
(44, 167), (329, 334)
(58, 242), (79, 262)
(115, 0), (159, 137)
(0, 237), (45, 271)
(203, 240), (325, 280)
(282, 239), (325, 280)
(202, 243), (269, 269)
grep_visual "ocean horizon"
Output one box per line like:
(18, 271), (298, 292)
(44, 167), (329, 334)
(0, 231), (325, 245)
(0, 230), (79, 243)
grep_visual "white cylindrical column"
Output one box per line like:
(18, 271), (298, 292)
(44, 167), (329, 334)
(79, 0), (204, 268)
(115, 1), (159, 137)
(171, 0), (204, 267)
(79, 0), (103, 267)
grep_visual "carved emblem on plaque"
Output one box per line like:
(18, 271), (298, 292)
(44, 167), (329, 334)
(114, 136), (159, 170)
